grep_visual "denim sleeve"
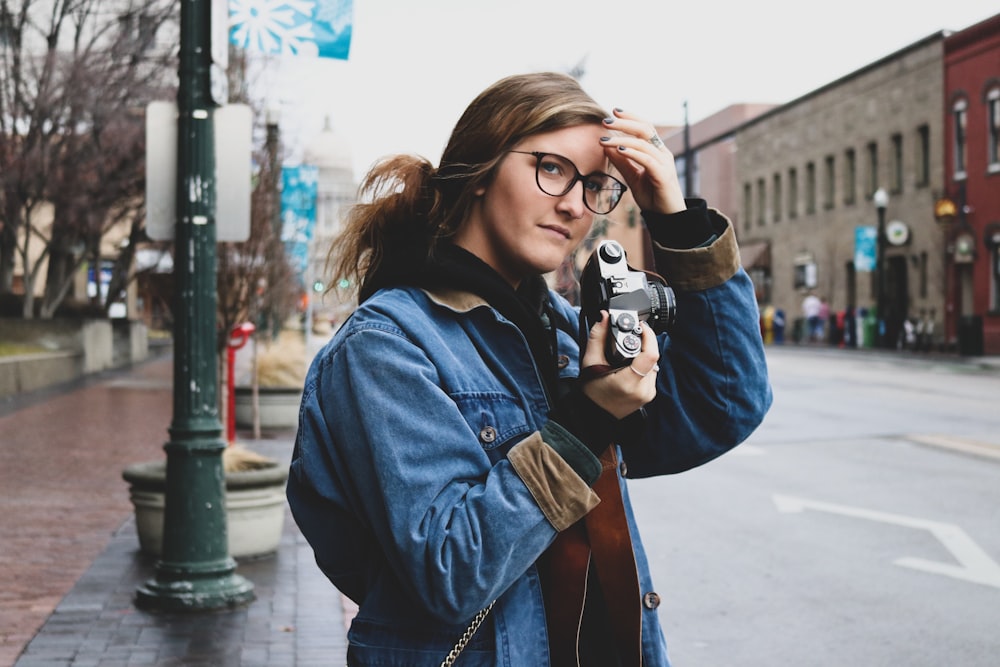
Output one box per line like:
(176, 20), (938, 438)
(288, 323), (585, 623)
(620, 213), (773, 476)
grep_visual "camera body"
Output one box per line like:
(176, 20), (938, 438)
(579, 240), (676, 367)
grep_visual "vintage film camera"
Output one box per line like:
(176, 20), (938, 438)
(579, 240), (676, 367)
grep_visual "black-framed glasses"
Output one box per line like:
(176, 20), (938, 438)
(508, 150), (627, 215)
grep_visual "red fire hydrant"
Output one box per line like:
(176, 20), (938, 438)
(227, 322), (256, 445)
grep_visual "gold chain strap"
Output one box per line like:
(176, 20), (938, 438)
(440, 600), (497, 667)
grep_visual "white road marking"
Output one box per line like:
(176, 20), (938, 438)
(773, 494), (1000, 588)
(905, 434), (1000, 461)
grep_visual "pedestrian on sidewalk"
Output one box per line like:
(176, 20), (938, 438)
(287, 72), (771, 666)
(802, 291), (822, 342)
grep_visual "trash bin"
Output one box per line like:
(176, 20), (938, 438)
(792, 317), (805, 344)
(859, 308), (876, 348)
(957, 315), (984, 356)
(828, 313), (841, 346)
(760, 305), (774, 344)
(843, 309), (857, 348)
(773, 309), (786, 344)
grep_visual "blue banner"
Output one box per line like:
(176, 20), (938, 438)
(854, 226), (877, 272)
(280, 165), (318, 282)
(230, 0), (353, 60)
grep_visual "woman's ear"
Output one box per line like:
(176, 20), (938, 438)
(474, 185), (487, 197)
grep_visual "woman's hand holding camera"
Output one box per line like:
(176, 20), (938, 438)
(581, 311), (659, 420)
(600, 108), (686, 216)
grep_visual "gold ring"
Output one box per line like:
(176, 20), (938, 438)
(648, 134), (666, 150)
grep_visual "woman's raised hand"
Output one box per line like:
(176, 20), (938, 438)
(600, 108), (686, 215)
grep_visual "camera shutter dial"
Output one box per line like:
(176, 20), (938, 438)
(599, 242), (624, 264)
(621, 333), (642, 354)
(615, 312), (638, 333)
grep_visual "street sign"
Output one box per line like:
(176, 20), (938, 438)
(145, 101), (177, 242)
(145, 102), (252, 242)
(886, 220), (910, 246)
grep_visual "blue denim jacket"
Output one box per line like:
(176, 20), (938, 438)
(288, 216), (772, 666)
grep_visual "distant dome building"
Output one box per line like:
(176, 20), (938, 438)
(304, 116), (355, 180)
(303, 117), (358, 326)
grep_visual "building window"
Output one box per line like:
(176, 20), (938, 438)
(890, 133), (903, 193)
(919, 251), (928, 299)
(866, 141), (878, 197)
(844, 148), (856, 205)
(823, 155), (835, 209)
(805, 162), (816, 215)
(953, 98), (968, 179)
(756, 178), (766, 226)
(788, 167), (798, 219)
(773, 172), (782, 222)
(916, 124), (931, 187)
(115, 11), (158, 58)
(992, 244), (1000, 312)
(743, 183), (752, 232)
(794, 258), (817, 290)
(988, 88), (1000, 173)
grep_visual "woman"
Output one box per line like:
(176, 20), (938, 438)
(288, 72), (771, 666)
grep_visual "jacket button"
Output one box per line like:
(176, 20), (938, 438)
(479, 426), (498, 444)
(643, 592), (661, 609)
(619, 461), (628, 477)
(557, 355), (570, 369)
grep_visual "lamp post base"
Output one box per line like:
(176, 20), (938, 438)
(135, 559), (255, 612)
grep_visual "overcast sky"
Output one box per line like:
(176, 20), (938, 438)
(255, 0), (997, 178)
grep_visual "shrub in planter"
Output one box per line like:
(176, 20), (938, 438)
(235, 329), (306, 430)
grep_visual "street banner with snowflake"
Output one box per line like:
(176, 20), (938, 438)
(281, 166), (319, 283)
(854, 226), (877, 272)
(230, 0), (353, 60)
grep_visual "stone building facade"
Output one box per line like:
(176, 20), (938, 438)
(735, 34), (948, 347)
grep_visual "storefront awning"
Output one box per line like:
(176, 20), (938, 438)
(739, 241), (771, 270)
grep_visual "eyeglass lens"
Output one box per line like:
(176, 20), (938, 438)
(534, 153), (624, 214)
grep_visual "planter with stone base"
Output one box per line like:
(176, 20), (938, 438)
(234, 385), (302, 430)
(122, 455), (288, 559)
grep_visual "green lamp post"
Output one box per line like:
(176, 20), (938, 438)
(873, 187), (889, 349)
(135, 0), (254, 610)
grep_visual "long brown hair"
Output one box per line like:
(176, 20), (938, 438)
(328, 72), (608, 302)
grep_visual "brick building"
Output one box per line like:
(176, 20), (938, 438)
(735, 33), (948, 348)
(942, 13), (1000, 355)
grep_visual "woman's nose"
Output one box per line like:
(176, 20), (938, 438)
(555, 180), (587, 218)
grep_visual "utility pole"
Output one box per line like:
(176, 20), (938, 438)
(135, 0), (254, 610)
(683, 101), (694, 197)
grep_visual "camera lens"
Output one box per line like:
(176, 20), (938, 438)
(646, 282), (676, 333)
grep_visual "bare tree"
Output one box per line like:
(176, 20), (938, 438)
(215, 138), (299, 358)
(0, 0), (176, 318)
(214, 45), (299, 357)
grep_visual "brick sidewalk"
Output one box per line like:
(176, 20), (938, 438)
(0, 356), (178, 666)
(0, 355), (349, 666)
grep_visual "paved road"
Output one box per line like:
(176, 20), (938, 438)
(629, 345), (1000, 667)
